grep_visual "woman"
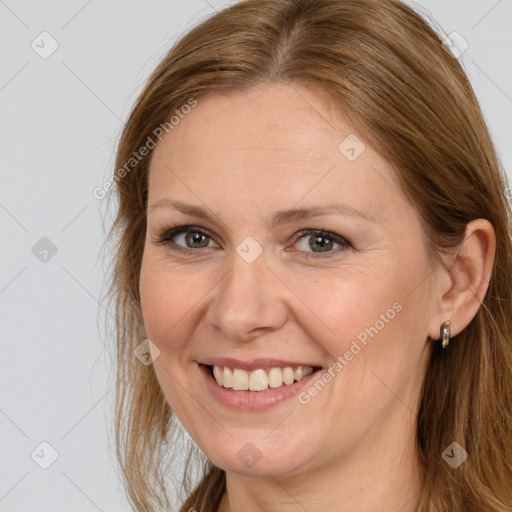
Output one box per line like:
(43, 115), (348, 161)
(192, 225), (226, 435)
(103, 0), (512, 510)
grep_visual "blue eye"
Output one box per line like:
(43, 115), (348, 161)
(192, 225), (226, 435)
(152, 224), (351, 259)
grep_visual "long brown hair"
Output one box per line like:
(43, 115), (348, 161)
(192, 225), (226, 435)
(101, 0), (512, 510)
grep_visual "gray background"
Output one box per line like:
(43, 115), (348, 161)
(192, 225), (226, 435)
(1, 1), (511, 511)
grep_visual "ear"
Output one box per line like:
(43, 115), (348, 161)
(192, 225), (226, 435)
(427, 219), (496, 341)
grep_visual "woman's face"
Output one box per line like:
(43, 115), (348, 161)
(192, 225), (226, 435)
(139, 83), (442, 477)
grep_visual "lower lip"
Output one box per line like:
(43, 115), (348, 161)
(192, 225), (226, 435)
(198, 363), (322, 411)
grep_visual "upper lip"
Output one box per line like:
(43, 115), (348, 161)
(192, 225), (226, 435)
(199, 357), (322, 372)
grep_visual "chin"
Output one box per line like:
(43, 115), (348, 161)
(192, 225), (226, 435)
(201, 437), (314, 478)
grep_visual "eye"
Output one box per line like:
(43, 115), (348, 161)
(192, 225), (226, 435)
(152, 224), (217, 253)
(290, 228), (351, 259)
(151, 224), (352, 258)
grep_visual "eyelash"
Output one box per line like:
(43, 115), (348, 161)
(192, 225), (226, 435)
(151, 223), (352, 259)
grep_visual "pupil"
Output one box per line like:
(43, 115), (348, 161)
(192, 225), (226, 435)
(312, 235), (332, 252)
(188, 232), (206, 247)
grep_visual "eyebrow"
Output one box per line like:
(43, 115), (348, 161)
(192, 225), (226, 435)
(148, 199), (378, 227)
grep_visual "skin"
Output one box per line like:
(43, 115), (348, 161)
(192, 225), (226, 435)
(139, 82), (496, 512)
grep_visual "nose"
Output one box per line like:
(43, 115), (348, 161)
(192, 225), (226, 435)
(205, 246), (289, 342)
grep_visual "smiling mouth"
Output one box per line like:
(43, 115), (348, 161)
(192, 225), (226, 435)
(203, 364), (322, 392)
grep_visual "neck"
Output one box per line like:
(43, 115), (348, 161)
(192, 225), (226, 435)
(217, 414), (424, 512)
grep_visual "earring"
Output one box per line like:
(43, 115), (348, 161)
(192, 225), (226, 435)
(440, 320), (451, 349)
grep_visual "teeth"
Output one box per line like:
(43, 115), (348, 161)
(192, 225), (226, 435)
(282, 367), (295, 385)
(249, 369), (268, 391)
(223, 367), (233, 388)
(212, 364), (316, 391)
(268, 367), (283, 388)
(213, 365), (223, 386)
(232, 368), (249, 390)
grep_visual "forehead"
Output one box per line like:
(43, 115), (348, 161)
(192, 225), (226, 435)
(147, 83), (403, 221)
(152, 83), (358, 165)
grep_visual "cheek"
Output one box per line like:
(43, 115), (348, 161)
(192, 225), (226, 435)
(301, 266), (421, 400)
(139, 259), (201, 353)
(139, 261), (205, 417)
(302, 270), (401, 355)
